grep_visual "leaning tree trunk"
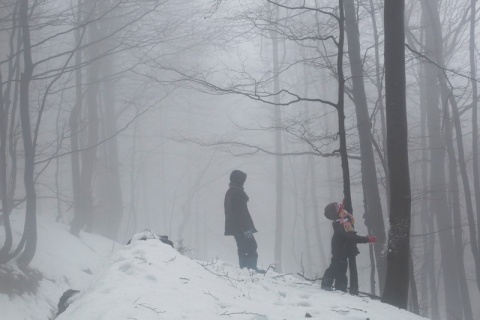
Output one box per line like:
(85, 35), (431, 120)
(344, 0), (386, 293)
(382, 0), (411, 309)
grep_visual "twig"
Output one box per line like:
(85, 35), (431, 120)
(196, 261), (239, 288)
(296, 272), (322, 282)
(220, 311), (266, 317)
(203, 290), (219, 300)
(271, 273), (292, 279)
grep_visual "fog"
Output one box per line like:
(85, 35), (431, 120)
(1, 1), (480, 319)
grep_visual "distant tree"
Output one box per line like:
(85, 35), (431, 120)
(268, 2), (285, 272)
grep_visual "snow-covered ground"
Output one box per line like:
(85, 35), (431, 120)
(1, 217), (428, 320)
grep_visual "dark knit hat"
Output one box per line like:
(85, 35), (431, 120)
(230, 170), (247, 185)
(324, 202), (343, 220)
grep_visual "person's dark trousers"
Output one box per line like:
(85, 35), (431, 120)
(321, 256), (348, 291)
(348, 255), (359, 295)
(233, 232), (258, 270)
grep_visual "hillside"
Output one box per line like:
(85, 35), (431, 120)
(1, 217), (428, 320)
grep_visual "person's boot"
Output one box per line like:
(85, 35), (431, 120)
(246, 256), (266, 274)
(239, 255), (247, 269)
(321, 275), (334, 291)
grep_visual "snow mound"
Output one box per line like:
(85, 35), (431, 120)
(56, 238), (427, 320)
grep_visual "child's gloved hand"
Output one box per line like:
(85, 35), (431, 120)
(244, 229), (255, 239)
(367, 235), (377, 244)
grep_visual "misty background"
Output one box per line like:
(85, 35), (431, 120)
(1, 1), (479, 320)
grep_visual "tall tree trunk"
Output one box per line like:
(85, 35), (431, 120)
(422, 1), (468, 317)
(0, 1), (22, 264)
(70, 7), (100, 236)
(269, 5), (284, 272)
(0, 70), (13, 264)
(335, 0), (352, 214)
(344, 0), (386, 293)
(17, 0), (37, 268)
(418, 52), (438, 319)
(97, 60), (123, 241)
(408, 253), (420, 314)
(470, 0), (480, 277)
(445, 105), (473, 320)
(0, 1), (21, 264)
(69, 0), (84, 234)
(0, 10), (19, 261)
(303, 63), (327, 270)
(382, 0), (411, 309)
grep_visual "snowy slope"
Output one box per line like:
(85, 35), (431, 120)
(1, 217), (428, 320)
(1, 217), (118, 320)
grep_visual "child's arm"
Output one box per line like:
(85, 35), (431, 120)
(333, 223), (370, 244)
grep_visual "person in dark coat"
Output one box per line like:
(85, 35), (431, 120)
(224, 170), (264, 273)
(321, 201), (376, 294)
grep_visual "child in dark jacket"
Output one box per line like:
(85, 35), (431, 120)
(321, 201), (376, 294)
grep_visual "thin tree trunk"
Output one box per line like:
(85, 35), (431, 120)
(418, 54), (438, 319)
(0, 70), (13, 264)
(469, 0), (480, 279)
(335, 0), (352, 214)
(69, 0), (83, 233)
(303, 63), (326, 269)
(269, 5), (284, 272)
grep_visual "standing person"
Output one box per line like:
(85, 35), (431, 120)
(224, 170), (265, 273)
(321, 201), (377, 294)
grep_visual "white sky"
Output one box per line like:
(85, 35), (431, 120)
(1, 216), (428, 320)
